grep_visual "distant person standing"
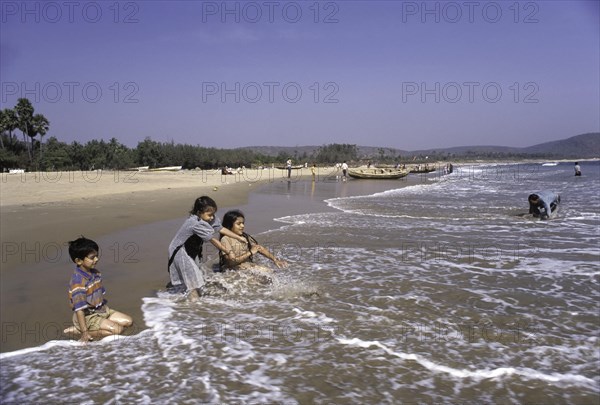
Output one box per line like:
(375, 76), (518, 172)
(311, 163), (317, 181)
(574, 162), (582, 176)
(286, 159), (292, 178)
(341, 161), (349, 181)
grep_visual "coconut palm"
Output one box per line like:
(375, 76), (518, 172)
(15, 98), (34, 161)
(13, 98), (50, 163)
(29, 114), (50, 161)
(0, 110), (5, 149)
(1, 108), (19, 147)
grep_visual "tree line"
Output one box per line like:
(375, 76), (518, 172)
(0, 99), (366, 171)
(0, 98), (50, 169)
(2, 97), (566, 172)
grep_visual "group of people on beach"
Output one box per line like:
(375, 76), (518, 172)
(66, 195), (287, 343)
(64, 161), (584, 342)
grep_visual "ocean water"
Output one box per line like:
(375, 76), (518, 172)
(1, 161), (598, 404)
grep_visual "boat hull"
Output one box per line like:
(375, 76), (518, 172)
(347, 168), (409, 179)
(275, 166), (304, 170)
(149, 166), (182, 172)
(409, 169), (436, 174)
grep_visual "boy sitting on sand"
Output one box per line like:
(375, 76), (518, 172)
(64, 236), (132, 342)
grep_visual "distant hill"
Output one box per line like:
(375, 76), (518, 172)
(409, 145), (519, 155)
(240, 133), (599, 159)
(521, 133), (600, 156)
(411, 133), (599, 158)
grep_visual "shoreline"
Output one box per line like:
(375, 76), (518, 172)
(0, 167), (354, 353)
(0, 168), (337, 268)
(0, 166), (423, 353)
(2, 160), (584, 353)
(0, 168), (333, 208)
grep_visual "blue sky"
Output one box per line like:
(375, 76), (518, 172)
(1, 0), (598, 150)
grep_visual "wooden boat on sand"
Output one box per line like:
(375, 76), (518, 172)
(275, 165), (304, 170)
(149, 166), (182, 172)
(348, 168), (409, 179)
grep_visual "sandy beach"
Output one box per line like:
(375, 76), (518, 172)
(0, 167), (341, 352)
(0, 167), (335, 266)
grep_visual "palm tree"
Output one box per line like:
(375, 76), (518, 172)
(13, 98), (50, 163)
(2, 108), (19, 147)
(14, 98), (34, 161)
(0, 110), (5, 149)
(29, 114), (50, 162)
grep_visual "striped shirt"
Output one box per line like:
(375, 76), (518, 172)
(68, 266), (106, 312)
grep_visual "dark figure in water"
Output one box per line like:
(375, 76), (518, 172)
(574, 162), (582, 176)
(528, 190), (560, 220)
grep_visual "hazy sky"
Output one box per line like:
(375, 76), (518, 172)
(1, 1), (598, 150)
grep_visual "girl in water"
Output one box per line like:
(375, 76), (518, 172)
(219, 209), (288, 271)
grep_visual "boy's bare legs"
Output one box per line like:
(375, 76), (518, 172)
(87, 329), (114, 340)
(63, 327), (114, 340)
(108, 311), (133, 328)
(100, 312), (133, 335)
(64, 311), (132, 339)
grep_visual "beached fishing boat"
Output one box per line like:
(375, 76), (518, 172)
(125, 166), (150, 172)
(347, 168), (409, 179)
(149, 166), (182, 172)
(275, 165), (304, 170)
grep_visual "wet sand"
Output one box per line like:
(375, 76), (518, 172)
(0, 167), (341, 352)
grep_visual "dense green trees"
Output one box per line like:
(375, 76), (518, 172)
(1, 98), (364, 171)
(0, 96), (294, 171)
(1, 131), (366, 171)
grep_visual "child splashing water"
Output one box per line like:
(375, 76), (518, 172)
(198, 209), (289, 294)
(219, 209), (288, 272)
